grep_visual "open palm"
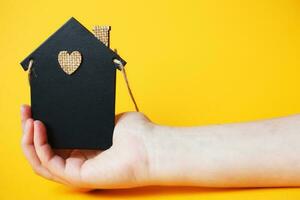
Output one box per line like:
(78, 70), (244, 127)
(20, 105), (152, 189)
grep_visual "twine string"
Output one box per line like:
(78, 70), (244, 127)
(113, 59), (139, 112)
(27, 59), (34, 84)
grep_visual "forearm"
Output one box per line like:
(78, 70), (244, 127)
(145, 115), (300, 187)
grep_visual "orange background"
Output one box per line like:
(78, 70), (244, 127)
(1, 0), (300, 199)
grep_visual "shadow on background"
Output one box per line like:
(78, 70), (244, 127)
(57, 185), (286, 198)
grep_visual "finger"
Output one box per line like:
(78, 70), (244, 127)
(20, 104), (31, 131)
(33, 120), (74, 184)
(64, 150), (101, 185)
(21, 119), (56, 181)
(79, 148), (120, 188)
(64, 150), (87, 182)
(21, 119), (69, 185)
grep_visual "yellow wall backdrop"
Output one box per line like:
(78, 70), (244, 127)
(1, 0), (300, 199)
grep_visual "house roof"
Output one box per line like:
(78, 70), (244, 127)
(20, 17), (126, 71)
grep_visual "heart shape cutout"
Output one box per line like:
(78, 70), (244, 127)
(58, 51), (82, 75)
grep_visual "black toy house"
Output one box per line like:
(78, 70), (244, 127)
(20, 17), (126, 150)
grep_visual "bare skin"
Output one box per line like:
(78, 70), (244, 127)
(21, 104), (300, 189)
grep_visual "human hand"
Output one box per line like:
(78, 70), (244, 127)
(20, 104), (154, 189)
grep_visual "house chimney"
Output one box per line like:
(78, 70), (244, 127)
(92, 25), (111, 47)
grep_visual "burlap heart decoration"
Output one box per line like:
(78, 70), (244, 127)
(58, 51), (82, 75)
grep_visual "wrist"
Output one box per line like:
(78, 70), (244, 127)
(143, 124), (188, 186)
(143, 123), (215, 186)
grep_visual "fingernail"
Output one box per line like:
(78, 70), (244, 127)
(34, 120), (42, 126)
